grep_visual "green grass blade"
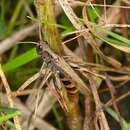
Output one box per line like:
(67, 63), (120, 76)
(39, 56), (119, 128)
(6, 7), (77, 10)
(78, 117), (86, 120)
(0, 108), (21, 123)
(97, 28), (130, 47)
(3, 48), (38, 72)
(125, 123), (130, 130)
(105, 107), (127, 128)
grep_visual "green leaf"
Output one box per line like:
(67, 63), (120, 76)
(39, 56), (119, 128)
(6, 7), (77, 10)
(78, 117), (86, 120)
(125, 122), (130, 130)
(61, 27), (75, 38)
(3, 48), (38, 72)
(59, 13), (73, 28)
(98, 28), (130, 48)
(87, 7), (101, 22)
(105, 107), (127, 128)
(0, 108), (21, 123)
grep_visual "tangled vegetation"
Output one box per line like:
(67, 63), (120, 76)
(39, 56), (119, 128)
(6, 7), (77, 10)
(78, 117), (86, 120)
(1, 0), (130, 130)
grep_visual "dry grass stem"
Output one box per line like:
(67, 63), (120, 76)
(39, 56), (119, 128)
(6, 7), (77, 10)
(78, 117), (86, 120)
(8, 93), (56, 130)
(0, 24), (38, 55)
(122, 0), (130, 5)
(1, 0), (130, 129)
(69, 0), (130, 9)
(87, 74), (110, 130)
(105, 73), (123, 129)
(0, 64), (22, 130)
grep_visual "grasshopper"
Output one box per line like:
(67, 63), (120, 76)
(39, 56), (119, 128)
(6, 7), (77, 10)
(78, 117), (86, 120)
(36, 41), (62, 74)
(16, 41), (89, 111)
(35, 41), (88, 91)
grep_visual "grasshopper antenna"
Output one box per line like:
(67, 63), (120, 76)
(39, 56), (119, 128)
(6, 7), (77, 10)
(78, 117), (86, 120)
(17, 41), (39, 45)
(38, 23), (43, 42)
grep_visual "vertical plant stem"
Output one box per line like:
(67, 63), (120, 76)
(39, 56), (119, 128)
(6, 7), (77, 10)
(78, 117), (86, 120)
(35, 1), (82, 130)
(7, 0), (24, 35)
(0, 64), (21, 130)
(87, 74), (110, 130)
(120, 1), (130, 64)
(105, 73), (124, 130)
(66, 92), (82, 130)
(34, 0), (62, 54)
(52, 106), (63, 130)
(1, 0), (5, 23)
(120, 2), (128, 38)
(83, 94), (95, 130)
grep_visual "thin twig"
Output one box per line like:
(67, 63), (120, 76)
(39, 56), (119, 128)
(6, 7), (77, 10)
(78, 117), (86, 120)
(83, 94), (95, 130)
(0, 24), (38, 55)
(122, 0), (130, 5)
(70, 1), (130, 9)
(104, 0), (107, 24)
(105, 73), (123, 129)
(0, 92), (57, 130)
(58, 0), (105, 61)
(102, 24), (130, 28)
(0, 64), (22, 130)
(11, 89), (39, 97)
(106, 90), (130, 107)
(87, 74), (110, 130)
(18, 70), (45, 91)
(120, 2), (129, 38)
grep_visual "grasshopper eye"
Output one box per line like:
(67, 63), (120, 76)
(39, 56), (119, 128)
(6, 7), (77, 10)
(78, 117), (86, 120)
(36, 44), (43, 55)
(39, 45), (43, 49)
